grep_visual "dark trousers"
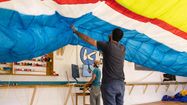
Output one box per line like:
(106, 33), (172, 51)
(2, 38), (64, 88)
(101, 80), (125, 105)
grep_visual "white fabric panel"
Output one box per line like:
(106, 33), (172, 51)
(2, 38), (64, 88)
(92, 2), (187, 52)
(50, 1), (102, 17)
(0, 0), (55, 15)
(0, 0), (101, 17)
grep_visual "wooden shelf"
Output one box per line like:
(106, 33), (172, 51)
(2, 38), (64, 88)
(14, 69), (46, 73)
(20, 60), (47, 63)
(14, 65), (46, 68)
(0, 53), (54, 76)
(13, 74), (46, 76)
(137, 101), (187, 105)
(0, 63), (13, 75)
(0, 64), (12, 66)
(15, 71), (46, 75)
(126, 81), (187, 86)
(126, 82), (187, 95)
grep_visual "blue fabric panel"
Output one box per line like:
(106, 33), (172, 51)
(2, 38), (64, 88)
(73, 13), (187, 77)
(0, 8), (187, 76)
(162, 95), (174, 101)
(162, 93), (187, 102)
(0, 8), (78, 62)
(180, 96), (187, 102)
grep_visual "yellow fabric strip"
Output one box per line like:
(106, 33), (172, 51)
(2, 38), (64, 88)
(116, 0), (187, 33)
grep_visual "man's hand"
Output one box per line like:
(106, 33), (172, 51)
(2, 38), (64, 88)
(71, 25), (77, 33)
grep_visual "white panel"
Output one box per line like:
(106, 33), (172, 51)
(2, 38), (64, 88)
(92, 3), (187, 52)
(0, 0), (102, 17)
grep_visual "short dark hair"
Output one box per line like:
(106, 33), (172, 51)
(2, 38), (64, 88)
(112, 28), (124, 42)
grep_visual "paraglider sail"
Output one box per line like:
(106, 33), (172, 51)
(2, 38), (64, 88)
(0, 0), (186, 77)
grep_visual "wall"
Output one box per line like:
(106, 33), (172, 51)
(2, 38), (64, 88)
(0, 45), (187, 105)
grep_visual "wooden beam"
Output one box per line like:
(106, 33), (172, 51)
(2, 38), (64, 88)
(165, 85), (170, 92)
(64, 85), (73, 105)
(182, 84), (186, 90)
(175, 84), (179, 91)
(0, 82), (187, 89)
(129, 85), (135, 95)
(30, 87), (37, 105)
(143, 84), (148, 94)
(155, 85), (160, 93)
(71, 93), (75, 105)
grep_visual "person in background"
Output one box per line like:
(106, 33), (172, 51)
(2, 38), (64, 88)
(85, 60), (101, 105)
(72, 26), (125, 105)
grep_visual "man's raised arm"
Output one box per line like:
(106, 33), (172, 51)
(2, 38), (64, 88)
(71, 26), (97, 47)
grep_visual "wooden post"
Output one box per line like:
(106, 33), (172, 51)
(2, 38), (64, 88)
(175, 84), (179, 91)
(182, 84), (186, 90)
(46, 53), (54, 76)
(143, 84), (148, 94)
(129, 85), (134, 95)
(71, 93), (75, 105)
(155, 85), (160, 93)
(10, 63), (14, 75)
(64, 85), (73, 105)
(166, 85), (170, 92)
(66, 71), (70, 82)
(64, 71), (74, 105)
(30, 87), (37, 105)
(76, 93), (78, 105)
(83, 87), (86, 105)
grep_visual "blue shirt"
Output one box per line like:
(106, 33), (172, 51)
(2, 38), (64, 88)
(92, 68), (101, 87)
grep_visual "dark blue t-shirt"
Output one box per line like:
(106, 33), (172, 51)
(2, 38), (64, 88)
(97, 41), (125, 84)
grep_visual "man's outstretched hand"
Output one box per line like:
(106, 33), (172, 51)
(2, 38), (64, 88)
(71, 25), (77, 33)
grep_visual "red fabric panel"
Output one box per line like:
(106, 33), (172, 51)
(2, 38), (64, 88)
(54, 0), (99, 4)
(105, 0), (187, 40)
(0, 0), (9, 2)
